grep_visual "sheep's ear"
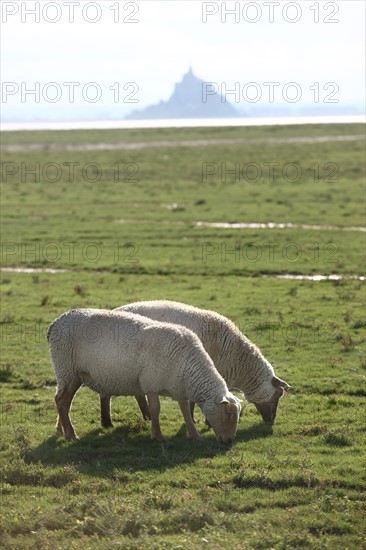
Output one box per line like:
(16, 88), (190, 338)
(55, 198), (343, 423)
(228, 388), (245, 402)
(231, 393), (243, 405)
(272, 376), (291, 390)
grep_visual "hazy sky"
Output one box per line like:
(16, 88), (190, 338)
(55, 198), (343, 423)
(1, 0), (364, 119)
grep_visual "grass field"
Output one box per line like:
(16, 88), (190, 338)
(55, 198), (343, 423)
(1, 123), (365, 549)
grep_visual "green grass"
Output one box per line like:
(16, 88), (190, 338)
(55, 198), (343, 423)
(1, 124), (365, 549)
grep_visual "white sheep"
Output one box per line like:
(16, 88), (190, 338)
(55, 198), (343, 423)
(47, 308), (241, 443)
(114, 300), (290, 425)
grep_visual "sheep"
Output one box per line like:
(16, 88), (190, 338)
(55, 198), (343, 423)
(114, 300), (290, 425)
(47, 308), (241, 443)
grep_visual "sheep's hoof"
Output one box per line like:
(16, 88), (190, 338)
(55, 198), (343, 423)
(65, 433), (79, 440)
(101, 421), (114, 429)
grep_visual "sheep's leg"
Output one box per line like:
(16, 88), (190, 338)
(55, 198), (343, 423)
(189, 400), (211, 429)
(135, 395), (151, 421)
(179, 401), (201, 440)
(100, 395), (113, 428)
(189, 401), (196, 423)
(55, 382), (81, 440)
(146, 392), (165, 442)
(55, 414), (63, 435)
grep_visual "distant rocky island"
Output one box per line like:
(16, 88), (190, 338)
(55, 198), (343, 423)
(125, 68), (238, 119)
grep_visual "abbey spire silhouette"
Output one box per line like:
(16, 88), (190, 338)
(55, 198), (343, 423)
(126, 68), (238, 119)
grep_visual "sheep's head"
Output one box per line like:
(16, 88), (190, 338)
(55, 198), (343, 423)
(253, 376), (290, 424)
(202, 393), (241, 444)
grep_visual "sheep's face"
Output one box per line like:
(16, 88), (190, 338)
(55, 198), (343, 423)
(253, 376), (290, 424)
(203, 395), (241, 444)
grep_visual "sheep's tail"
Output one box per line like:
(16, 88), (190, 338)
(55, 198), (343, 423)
(47, 309), (81, 342)
(47, 320), (55, 342)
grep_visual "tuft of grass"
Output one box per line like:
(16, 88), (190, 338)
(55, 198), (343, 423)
(302, 423), (328, 436)
(322, 429), (353, 447)
(337, 334), (356, 352)
(74, 284), (86, 296)
(20, 379), (38, 390)
(1, 312), (15, 323)
(40, 295), (49, 306)
(121, 515), (146, 538)
(353, 319), (366, 329)
(0, 363), (15, 383)
(171, 508), (215, 533)
(145, 492), (174, 511)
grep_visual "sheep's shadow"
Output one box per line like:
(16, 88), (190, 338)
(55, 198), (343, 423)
(237, 422), (273, 441)
(26, 421), (273, 477)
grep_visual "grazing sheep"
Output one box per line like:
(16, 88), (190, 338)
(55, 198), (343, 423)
(115, 300), (290, 424)
(47, 308), (241, 443)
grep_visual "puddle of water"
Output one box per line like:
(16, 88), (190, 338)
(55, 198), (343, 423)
(196, 221), (366, 232)
(1, 267), (363, 282)
(265, 274), (365, 281)
(1, 115), (365, 132)
(1, 267), (69, 273)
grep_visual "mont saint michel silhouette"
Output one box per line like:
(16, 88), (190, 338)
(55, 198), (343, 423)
(125, 67), (238, 119)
